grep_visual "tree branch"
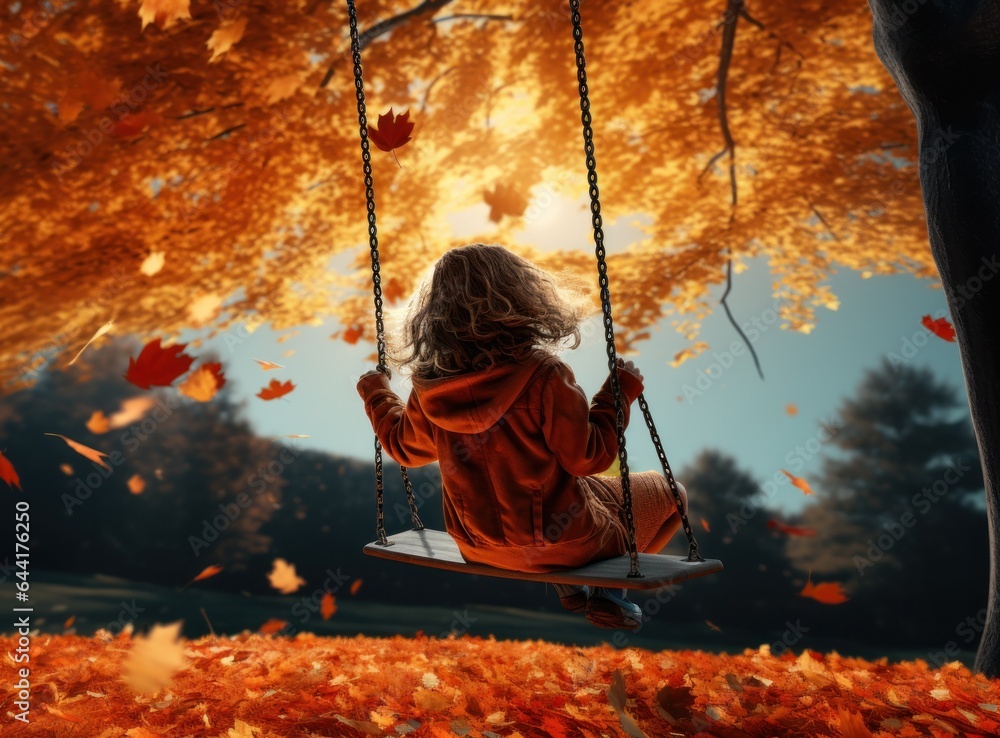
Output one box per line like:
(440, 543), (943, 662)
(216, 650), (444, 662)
(431, 13), (514, 23)
(720, 254), (764, 379)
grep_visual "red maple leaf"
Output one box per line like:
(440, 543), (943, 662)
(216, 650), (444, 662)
(922, 314), (956, 342)
(342, 325), (363, 345)
(257, 379), (295, 400)
(800, 573), (849, 604)
(124, 338), (195, 389)
(767, 519), (817, 537)
(367, 107), (414, 167)
(0, 449), (22, 491)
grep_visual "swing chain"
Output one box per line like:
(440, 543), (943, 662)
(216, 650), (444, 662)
(347, 0), (424, 542)
(637, 394), (704, 562)
(569, 0), (641, 579)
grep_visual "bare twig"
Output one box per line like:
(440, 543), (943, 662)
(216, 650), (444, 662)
(420, 66), (456, 112)
(431, 13), (514, 23)
(809, 202), (840, 242)
(699, 0), (742, 207)
(207, 124), (246, 141)
(720, 254), (764, 379)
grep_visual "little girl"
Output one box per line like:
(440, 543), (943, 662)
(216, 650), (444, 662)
(357, 243), (688, 631)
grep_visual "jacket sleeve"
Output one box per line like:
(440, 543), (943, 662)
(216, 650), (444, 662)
(540, 360), (645, 477)
(357, 372), (438, 467)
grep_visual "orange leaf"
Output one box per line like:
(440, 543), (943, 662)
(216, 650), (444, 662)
(342, 325), (363, 345)
(922, 314), (956, 342)
(127, 474), (145, 495)
(786, 403), (798, 416)
(253, 358), (285, 370)
(110, 109), (163, 138)
(138, 0), (192, 30)
(700, 517), (710, 533)
(44, 433), (111, 471)
(321, 592), (337, 620)
(267, 558), (305, 594)
(124, 338), (195, 389)
(781, 469), (814, 495)
(257, 379), (295, 400)
(367, 107), (414, 164)
(43, 704), (84, 723)
(0, 449), (22, 491)
(767, 519), (816, 537)
(350, 578), (363, 596)
(192, 565), (223, 583)
(705, 619), (723, 633)
(64, 615), (76, 629)
(86, 410), (111, 434)
(483, 182), (528, 222)
(259, 618), (288, 635)
(178, 362), (227, 402)
(800, 573), (849, 605)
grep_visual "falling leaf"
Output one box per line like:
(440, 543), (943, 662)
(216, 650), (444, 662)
(321, 592), (337, 620)
(127, 474), (145, 495)
(670, 342), (709, 367)
(191, 565), (224, 584)
(259, 618), (288, 635)
(45, 433), (111, 471)
(253, 358), (284, 370)
(138, 0), (192, 30)
(264, 73), (301, 104)
(608, 670), (647, 738)
(282, 348), (296, 358)
(122, 621), (187, 693)
(785, 403), (798, 416)
(781, 469), (814, 495)
(257, 379), (295, 401)
(64, 615), (76, 629)
(140, 252), (165, 276)
(367, 107), (414, 167)
(124, 339), (195, 389)
(0, 449), (22, 491)
(483, 182), (528, 222)
(800, 573), (849, 604)
(188, 293), (224, 325)
(59, 463), (73, 476)
(838, 707), (874, 737)
(767, 519), (817, 537)
(350, 579), (363, 596)
(700, 517), (710, 532)
(267, 558), (305, 594)
(271, 434), (310, 442)
(342, 325), (364, 345)
(705, 620), (722, 633)
(922, 314), (956, 342)
(86, 410), (111, 434)
(208, 17), (248, 62)
(109, 397), (158, 428)
(68, 320), (116, 366)
(178, 362), (227, 402)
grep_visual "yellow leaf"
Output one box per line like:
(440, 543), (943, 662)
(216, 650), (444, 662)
(138, 0), (191, 30)
(86, 410), (111, 434)
(267, 558), (306, 594)
(140, 252), (166, 276)
(68, 320), (116, 366)
(208, 17), (248, 62)
(122, 621), (187, 694)
(178, 364), (223, 402)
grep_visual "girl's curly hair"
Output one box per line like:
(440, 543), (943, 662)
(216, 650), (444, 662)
(390, 243), (590, 379)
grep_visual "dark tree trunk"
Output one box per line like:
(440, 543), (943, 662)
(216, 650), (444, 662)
(868, 0), (1000, 676)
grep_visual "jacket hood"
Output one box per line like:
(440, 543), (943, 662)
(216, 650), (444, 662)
(413, 350), (553, 433)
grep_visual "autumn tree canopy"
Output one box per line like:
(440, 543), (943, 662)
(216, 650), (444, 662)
(0, 0), (935, 387)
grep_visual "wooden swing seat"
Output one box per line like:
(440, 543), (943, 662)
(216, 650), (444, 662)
(363, 528), (724, 590)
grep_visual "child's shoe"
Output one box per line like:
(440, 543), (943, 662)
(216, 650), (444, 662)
(552, 583), (590, 613)
(585, 587), (642, 631)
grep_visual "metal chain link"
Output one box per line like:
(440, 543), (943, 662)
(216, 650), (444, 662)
(637, 394), (704, 561)
(347, 0), (423, 545)
(569, 0), (641, 579)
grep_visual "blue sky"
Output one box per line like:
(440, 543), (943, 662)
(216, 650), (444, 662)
(177, 228), (966, 522)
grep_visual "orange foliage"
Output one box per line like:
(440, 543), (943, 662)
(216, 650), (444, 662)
(2, 632), (999, 737)
(256, 379), (295, 401)
(0, 0), (936, 390)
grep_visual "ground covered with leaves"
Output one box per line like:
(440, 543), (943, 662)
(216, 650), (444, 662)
(3, 631), (1000, 737)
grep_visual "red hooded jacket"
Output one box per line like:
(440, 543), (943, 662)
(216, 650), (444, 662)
(357, 348), (645, 573)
